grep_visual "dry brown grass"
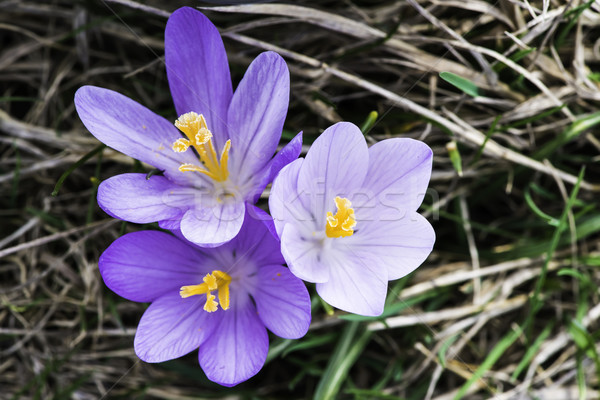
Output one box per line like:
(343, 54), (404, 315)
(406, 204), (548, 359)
(1, 1), (600, 399)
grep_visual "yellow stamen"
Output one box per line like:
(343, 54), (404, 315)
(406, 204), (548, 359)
(172, 112), (231, 182)
(325, 196), (356, 238)
(172, 138), (190, 153)
(179, 270), (232, 312)
(204, 293), (218, 312)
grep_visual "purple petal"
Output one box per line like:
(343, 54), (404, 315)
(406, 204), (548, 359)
(98, 173), (194, 224)
(158, 217), (183, 231)
(74, 86), (196, 185)
(280, 223), (330, 283)
(347, 213), (435, 281)
(99, 231), (207, 303)
(227, 51), (290, 182)
(297, 122), (369, 227)
(254, 265), (311, 339)
(316, 245), (388, 316)
(180, 201), (245, 246)
(199, 299), (268, 387)
(269, 158), (314, 237)
(246, 205), (279, 240)
(165, 7), (232, 150)
(359, 138), (433, 219)
(251, 131), (303, 203)
(134, 292), (221, 363)
(218, 207), (285, 266)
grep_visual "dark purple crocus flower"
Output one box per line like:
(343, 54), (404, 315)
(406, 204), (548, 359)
(74, 7), (301, 247)
(269, 122), (435, 316)
(100, 210), (311, 387)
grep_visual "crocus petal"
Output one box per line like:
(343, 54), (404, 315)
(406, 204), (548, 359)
(358, 138), (433, 219)
(165, 7), (232, 149)
(247, 205), (279, 241)
(218, 207), (285, 266)
(199, 300), (268, 387)
(180, 201), (245, 246)
(348, 213), (435, 281)
(158, 217), (183, 231)
(228, 51), (289, 182)
(98, 173), (194, 224)
(254, 265), (311, 339)
(297, 122), (369, 227)
(265, 132), (303, 185)
(99, 231), (207, 303)
(251, 131), (303, 203)
(316, 244), (388, 316)
(280, 223), (330, 283)
(270, 158), (314, 237)
(134, 292), (221, 363)
(74, 86), (197, 185)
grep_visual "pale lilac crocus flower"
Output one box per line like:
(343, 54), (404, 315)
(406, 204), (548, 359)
(100, 210), (311, 386)
(269, 122), (435, 316)
(74, 7), (301, 246)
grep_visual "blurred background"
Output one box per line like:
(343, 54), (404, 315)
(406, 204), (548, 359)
(1, 0), (600, 399)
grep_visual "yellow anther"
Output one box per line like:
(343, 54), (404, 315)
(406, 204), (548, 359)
(174, 112), (208, 141)
(172, 138), (190, 153)
(179, 283), (207, 299)
(179, 270), (232, 313)
(203, 273), (218, 291)
(172, 112), (231, 182)
(195, 128), (212, 145)
(204, 293), (218, 312)
(325, 196), (356, 238)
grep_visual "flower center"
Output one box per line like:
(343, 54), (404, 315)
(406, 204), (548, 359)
(325, 196), (356, 238)
(172, 112), (231, 182)
(179, 270), (231, 312)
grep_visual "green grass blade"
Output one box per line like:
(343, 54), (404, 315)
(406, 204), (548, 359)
(446, 141), (463, 176)
(530, 167), (585, 313)
(535, 112), (600, 159)
(453, 325), (522, 399)
(569, 320), (600, 376)
(360, 111), (378, 134)
(524, 185), (559, 226)
(554, 0), (595, 49)
(51, 144), (106, 196)
(440, 72), (479, 97)
(314, 322), (371, 400)
(510, 322), (553, 380)
(471, 115), (500, 165)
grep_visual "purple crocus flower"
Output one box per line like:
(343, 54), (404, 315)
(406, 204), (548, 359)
(99, 209), (311, 387)
(269, 122), (435, 316)
(74, 7), (301, 246)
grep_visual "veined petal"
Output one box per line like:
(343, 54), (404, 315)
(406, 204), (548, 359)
(254, 265), (311, 339)
(247, 205), (279, 241)
(251, 131), (302, 204)
(99, 231), (207, 303)
(280, 223), (330, 283)
(347, 213), (435, 281)
(316, 245), (388, 316)
(269, 158), (314, 237)
(228, 52), (290, 182)
(358, 138), (433, 220)
(297, 122), (368, 227)
(180, 201), (245, 247)
(198, 299), (268, 387)
(134, 292), (221, 363)
(217, 206), (285, 266)
(74, 86), (196, 185)
(97, 173), (193, 224)
(158, 217), (183, 231)
(165, 7), (232, 150)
